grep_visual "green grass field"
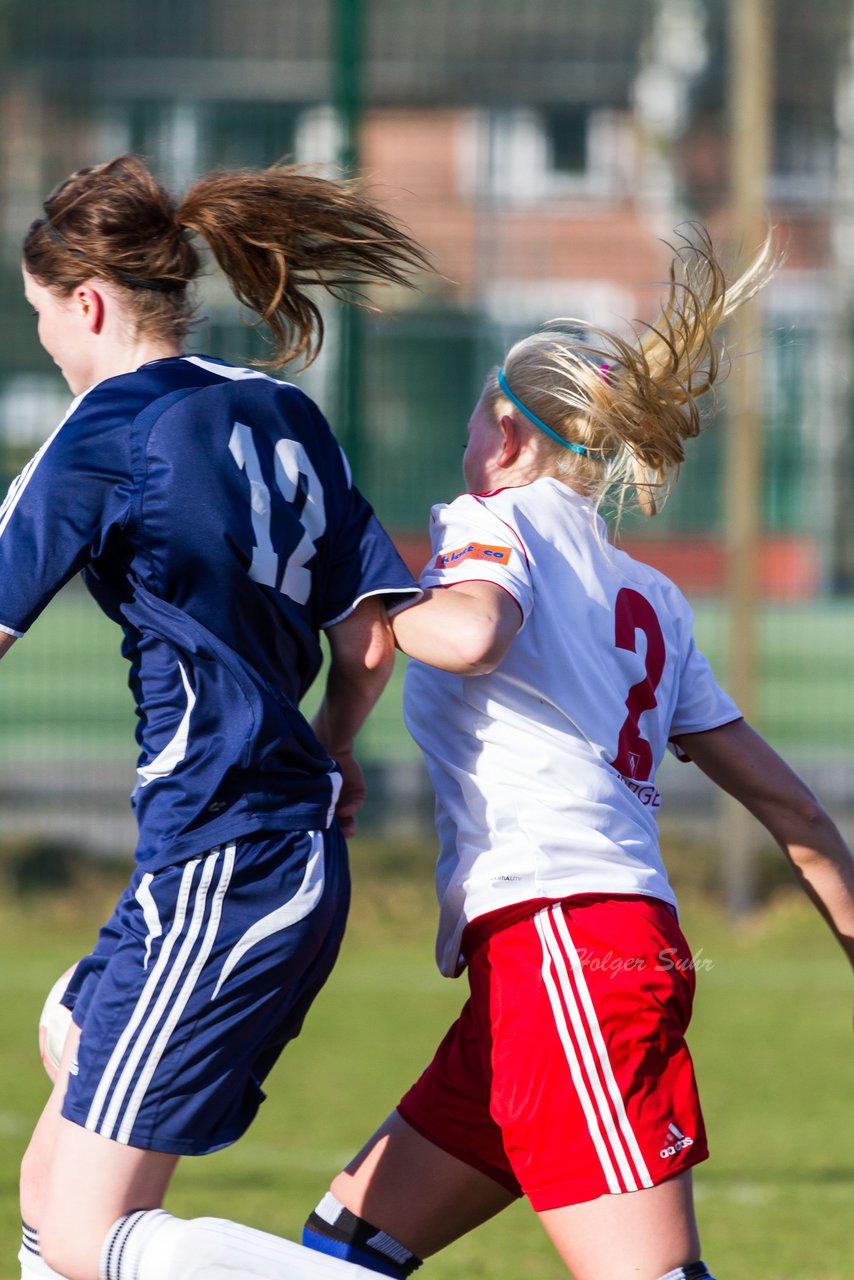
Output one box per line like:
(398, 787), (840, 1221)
(0, 583), (853, 764)
(0, 583), (851, 1277)
(0, 849), (851, 1280)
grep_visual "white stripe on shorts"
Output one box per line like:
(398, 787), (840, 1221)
(85, 847), (234, 1142)
(85, 856), (201, 1134)
(212, 830), (324, 1000)
(535, 904), (653, 1194)
(116, 845), (235, 1142)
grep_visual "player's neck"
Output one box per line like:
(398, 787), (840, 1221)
(76, 339), (183, 394)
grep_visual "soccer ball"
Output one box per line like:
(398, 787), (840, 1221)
(38, 965), (76, 1083)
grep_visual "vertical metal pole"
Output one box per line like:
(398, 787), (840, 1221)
(334, 0), (364, 476)
(829, 21), (854, 594)
(724, 0), (772, 914)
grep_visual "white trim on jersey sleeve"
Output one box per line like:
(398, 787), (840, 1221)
(667, 715), (744, 762)
(0, 388), (90, 541)
(320, 584), (422, 629)
(0, 621), (23, 638)
(418, 493), (533, 621)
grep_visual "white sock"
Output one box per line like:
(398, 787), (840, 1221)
(101, 1210), (387, 1280)
(19, 1225), (70, 1279)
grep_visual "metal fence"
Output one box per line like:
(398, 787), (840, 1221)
(0, 0), (852, 885)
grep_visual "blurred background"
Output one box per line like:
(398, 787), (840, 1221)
(0, 0), (852, 908)
(1, 6), (853, 1277)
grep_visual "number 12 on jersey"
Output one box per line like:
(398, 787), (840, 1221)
(229, 421), (326, 605)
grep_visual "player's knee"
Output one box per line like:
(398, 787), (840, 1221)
(19, 1140), (50, 1227)
(39, 1206), (105, 1280)
(39, 1228), (89, 1280)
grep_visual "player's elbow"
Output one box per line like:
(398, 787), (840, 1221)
(760, 783), (841, 869)
(330, 598), (396, 679)
(450, 617), (514, 675)
(784, 797), (839, 866)
(361, 620), (396, 676)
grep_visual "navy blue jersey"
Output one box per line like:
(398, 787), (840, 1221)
(0, 356), (418, 867)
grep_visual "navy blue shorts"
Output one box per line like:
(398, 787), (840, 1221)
(60, 827), (349, 1155)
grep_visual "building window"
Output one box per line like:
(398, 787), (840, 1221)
(771, 104), (834, 202)
(542, 105), (589, 176)
(478, 106), (630, 204)
(94, 100), (298, 188)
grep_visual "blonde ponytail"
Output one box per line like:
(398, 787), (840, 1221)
(488, 226), (779, 518)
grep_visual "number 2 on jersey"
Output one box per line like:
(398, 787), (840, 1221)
(228, 422), (326, 605)
(610, 588), (666, 781)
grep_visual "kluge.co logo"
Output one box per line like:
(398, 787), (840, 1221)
(435, 542), (512, 569)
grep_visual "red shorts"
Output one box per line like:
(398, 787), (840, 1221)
(398, 895), (708, 1210)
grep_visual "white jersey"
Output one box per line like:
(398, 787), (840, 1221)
(404, 477), (740, 976)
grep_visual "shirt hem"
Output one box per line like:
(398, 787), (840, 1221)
(459, 889), (680, 967)
(444, 882), (680, 976)
(134, 808), (335, 871)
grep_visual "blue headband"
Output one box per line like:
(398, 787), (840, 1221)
(497, 367), (615, 461)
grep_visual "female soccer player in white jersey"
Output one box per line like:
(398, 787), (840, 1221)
(5, 155), (432, 1280)
(303, 233), (854, 1280)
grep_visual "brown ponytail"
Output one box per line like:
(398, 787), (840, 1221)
(177, 166), (430, 367)
(23, 154), (430, 364)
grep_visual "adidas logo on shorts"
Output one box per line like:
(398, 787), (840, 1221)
(660, 1121), (694, 1159)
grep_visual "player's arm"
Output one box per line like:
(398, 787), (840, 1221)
(0, 633), (17, 660)
(674, 718), (854, 969)
(391, 581), (522, 675)
(312, 594), (396, 837)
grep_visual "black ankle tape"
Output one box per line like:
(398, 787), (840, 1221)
(305, 1204), (422, 1277)
(668, 1264), (713, 1280)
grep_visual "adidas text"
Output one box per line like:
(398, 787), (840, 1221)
(659, 1135), (694, 1159)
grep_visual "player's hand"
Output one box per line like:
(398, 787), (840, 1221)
(334, 748), (366, 838)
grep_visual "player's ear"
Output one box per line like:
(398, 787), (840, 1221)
(73, 282), (105, 335)
(497, 413), (523, 469)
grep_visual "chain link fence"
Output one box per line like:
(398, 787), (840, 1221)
(0, 0), (852, 881)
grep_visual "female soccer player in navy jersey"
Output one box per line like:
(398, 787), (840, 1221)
(303, 233), (854, 1280)
(6, 154), (429, 1280)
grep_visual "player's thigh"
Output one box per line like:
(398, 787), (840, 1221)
(331, 1110), (516, 1257)
(331, 981), (521, 1256)
(538, 1169), (701, 1280)
(39, 1116), (177, 1280)
(20, 1021), (82, 1225)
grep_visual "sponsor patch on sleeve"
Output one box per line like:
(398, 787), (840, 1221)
(434, 542), (512, 570)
